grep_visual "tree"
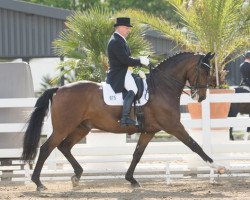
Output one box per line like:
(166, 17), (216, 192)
(22, 0), (72, 9)
(123, 0), (250, 87)
(53, 8), (151, 82)
(23, 0), (180, 24)
(22, 0), (102, 10)
(107, 0), (180, 23)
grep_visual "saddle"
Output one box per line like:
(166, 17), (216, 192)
(102, 75), (149, 106)
(102, 74), (149, 131)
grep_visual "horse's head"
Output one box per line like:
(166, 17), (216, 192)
(187, 52), (214, 102)
(150, 52), (214, 102)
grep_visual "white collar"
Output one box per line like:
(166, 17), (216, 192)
(245, 60), (250, 63)
(115, 31), (127, 42)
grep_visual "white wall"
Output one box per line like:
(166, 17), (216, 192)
(29, 58), (60, 92)
(13, 58), (60, 93)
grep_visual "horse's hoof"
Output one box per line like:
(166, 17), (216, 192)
(218, 166), (226, 174)
(71, 175), (80, 187)
(36, 185), (47, 192)
(131, 182), (141, 188)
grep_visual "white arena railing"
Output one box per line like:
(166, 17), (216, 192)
(0, 92), (250, 184)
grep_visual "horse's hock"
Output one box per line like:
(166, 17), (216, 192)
(0, 62), (34, 150)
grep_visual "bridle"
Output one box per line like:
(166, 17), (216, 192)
(189, 57), (211, 98)
(148, 56), (211, 97)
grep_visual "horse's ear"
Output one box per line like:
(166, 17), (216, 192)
(204, 52), (215, 60)
(209, 53), (215, 60)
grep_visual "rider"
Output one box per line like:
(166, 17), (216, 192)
(106, 17), (150, 126)
(240, 51), (250, 87)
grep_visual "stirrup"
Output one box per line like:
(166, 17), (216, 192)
(120, 117), (136, 126)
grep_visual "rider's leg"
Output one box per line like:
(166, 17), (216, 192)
(124, 70), (138, 95)
(120, 70), (138, 126)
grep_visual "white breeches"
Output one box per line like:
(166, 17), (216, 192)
(124, 70), (138, 94)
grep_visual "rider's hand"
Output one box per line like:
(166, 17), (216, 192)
(138, 70), (146, 79)
(140, 56), (150, 66)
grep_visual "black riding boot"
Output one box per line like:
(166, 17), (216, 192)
(120, 90), (136, 126)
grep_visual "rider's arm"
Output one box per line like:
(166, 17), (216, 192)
(110, 40), (141, 67)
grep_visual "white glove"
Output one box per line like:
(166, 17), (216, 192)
(138, 70), (146, 79)
(140, 56), (150, 66)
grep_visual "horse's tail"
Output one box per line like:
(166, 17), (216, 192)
(21, 87), (59, 162)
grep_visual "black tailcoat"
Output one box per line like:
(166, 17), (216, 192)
(106, 33), (141, 93)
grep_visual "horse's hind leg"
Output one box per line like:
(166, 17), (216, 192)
(125, 133), (155, 188)
(31, 133), (65, 191)
(57, 125), (91, 187)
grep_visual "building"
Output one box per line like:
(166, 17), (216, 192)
(0, 0), (242, 86)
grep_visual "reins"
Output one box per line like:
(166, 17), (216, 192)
(148, 63), (192, 96)
(147, 56), (209, 97)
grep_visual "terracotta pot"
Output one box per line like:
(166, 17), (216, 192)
(187, 89), (235, 119)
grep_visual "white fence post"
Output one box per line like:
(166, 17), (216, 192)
(201, 91), (212, 155)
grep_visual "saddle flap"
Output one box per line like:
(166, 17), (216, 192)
(102, 80), (149, 106)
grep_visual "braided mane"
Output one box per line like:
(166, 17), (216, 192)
(155, 52), (202, 68)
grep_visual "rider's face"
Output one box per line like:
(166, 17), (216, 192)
(116, 26), (131, 38)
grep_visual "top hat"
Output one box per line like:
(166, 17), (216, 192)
(114, 17), (133, 27)
(245, 51), (250, 58)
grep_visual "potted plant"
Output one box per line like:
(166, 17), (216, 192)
(168, 0), (250, 119)
(123, 0), (250, 118)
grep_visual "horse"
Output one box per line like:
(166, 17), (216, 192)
(228, 86), (250, 140)
(21, 52), (225, 191)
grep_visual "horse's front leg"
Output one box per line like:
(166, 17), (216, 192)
(125, 133), (155, 188)
(168, 125), (226, 174)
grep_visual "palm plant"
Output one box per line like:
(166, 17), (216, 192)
(39, 65), (75, 95)
(53, 7), (152, 82)
(38, 74), (57, 96)
(122, 0), (250, 88)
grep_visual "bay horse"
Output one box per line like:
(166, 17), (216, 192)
(228, 86), (250, 140)
(22, 52), (225, 191)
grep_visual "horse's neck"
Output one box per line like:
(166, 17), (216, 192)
(150, 54), (199, 100)
(151, 57), (194, 98)
(157, 60), (187, 84)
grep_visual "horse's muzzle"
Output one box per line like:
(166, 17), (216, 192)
(198, 96), (206, 102)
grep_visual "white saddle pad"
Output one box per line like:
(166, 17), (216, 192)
(102, 79), (149, 106)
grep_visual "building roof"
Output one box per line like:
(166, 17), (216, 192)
(0, 0), (171, 59)
(0, 0), (73, 58)
(0, 0), (72, 20)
